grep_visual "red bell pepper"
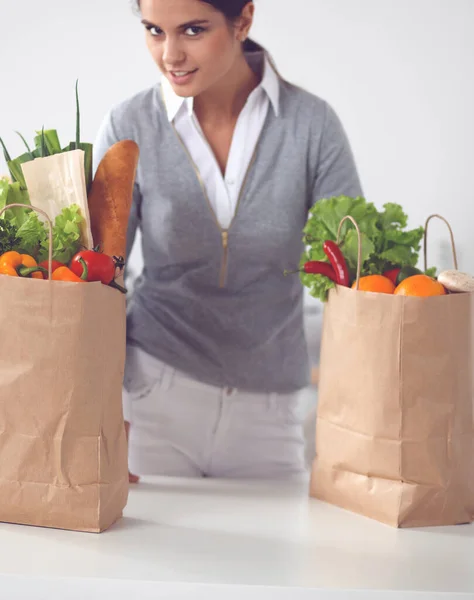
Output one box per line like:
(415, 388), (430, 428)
(70, 249), (115, 284)
(70, 248), (127, 293)
(39, 259), (65, 279)
(383, 268), (401, 285)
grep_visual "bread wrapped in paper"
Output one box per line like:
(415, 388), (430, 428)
(21, 150), (93, 249)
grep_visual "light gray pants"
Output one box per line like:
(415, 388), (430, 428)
(123, 346), (307, 479)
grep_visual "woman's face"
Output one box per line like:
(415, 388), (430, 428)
(140, 0), (251, 97)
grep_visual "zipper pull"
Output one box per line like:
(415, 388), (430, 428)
(221, 230), (229, 249)
(219, 231), (229, 288)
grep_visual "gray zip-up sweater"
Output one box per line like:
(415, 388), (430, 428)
(94, 59), (362, 393)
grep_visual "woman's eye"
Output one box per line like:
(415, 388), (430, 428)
(146, 26), (163, 37)
(185, 26), (205, 37)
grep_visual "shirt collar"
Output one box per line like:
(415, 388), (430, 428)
(161, 50), (280, 122)
(161, 76), (194, 122)
(248, 50), (280, 117)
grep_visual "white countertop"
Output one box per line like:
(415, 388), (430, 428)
(0, 477), (473, 599)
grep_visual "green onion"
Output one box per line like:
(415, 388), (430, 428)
(7, 153), (32, 189)
(76, 79), (80, 148)
(1, 137), (33, 186)
(3, 80), (93, 198)
(79, 142), (93, 192)
(6, 182), (31, 227)
(16, 131), (32, 154)
(40, 127), (49, 157)
(0, 137), (14, 176)
(0, 177), (9, 216)
(66, 80), (93, 191)
(34, 129), (61, 155)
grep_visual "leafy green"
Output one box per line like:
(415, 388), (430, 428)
(301, 196), (426, 302)
(340, 228), (376, 274)
(1, 178), (40, 255)
(297, 251), (335, 298)
(0, 220), (20, 254)
(300, 271), (337, 300)
(38, 204), (84, 263)
(377, 202), (407, 230)
(366, 202), (424, 275)
(0, 82), (90, 263)
(16, 212), (48, 257)
(2, 199), (84, 263)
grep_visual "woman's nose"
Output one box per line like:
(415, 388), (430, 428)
(162, 38), (186, 66)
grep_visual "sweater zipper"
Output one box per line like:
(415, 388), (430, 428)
(220, 230), (229, 288)
(170, 123), (258, 288)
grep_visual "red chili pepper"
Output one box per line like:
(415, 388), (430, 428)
(284, 261), (337, 282)
(383, 268), (401, 285)
(70, 249), (116, 284)
(302, 261), (338, 281)
(322, 241), (349, 287)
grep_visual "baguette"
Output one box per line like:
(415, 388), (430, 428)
(88, 140), (139, 259)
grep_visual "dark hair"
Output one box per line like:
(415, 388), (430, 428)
(135, 0), (262, 51)
(135, 0), (252, 23)
(199, 0), (252, 20)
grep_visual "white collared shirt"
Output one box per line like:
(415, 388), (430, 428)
(161, 52), (280, 229)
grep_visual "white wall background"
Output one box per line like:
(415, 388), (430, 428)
(1, 0), (473, 280)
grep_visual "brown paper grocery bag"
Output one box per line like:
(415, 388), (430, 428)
(310, 215), (474, 527)
(0, 204), (129, 532)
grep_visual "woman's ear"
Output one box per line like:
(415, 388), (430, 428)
(236, 2), (255, 42)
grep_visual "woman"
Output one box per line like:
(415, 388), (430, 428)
(94, 0), (362, 482)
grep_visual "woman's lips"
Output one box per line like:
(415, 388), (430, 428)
(168, 69), (199, 86)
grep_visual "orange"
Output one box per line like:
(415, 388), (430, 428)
(352, 275), (395, 294)
(394, 274), (446, 297)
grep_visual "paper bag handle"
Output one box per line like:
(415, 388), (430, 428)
(0, 203), (54, 279)
(337, 215), (362, 290)
(423, 214), (458, 272)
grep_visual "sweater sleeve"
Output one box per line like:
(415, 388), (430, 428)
(93, 109), (141, 261)
(312, 102), (363, 205)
